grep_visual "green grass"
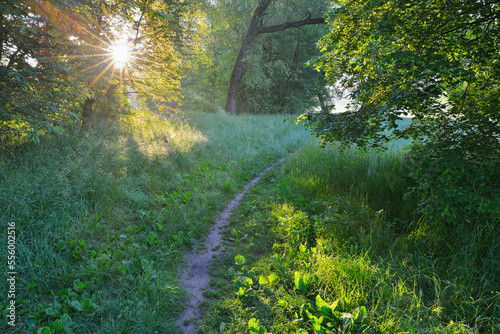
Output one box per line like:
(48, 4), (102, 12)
(1, 111), (498, 333)
(199, 141), (500, 333)
(0, 109), (311, 333)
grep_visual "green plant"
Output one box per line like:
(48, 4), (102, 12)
(248, 318), (270, 334)
(198, 139), (499, 333)
(28, 281), (96, 334)
(408, 136), (500, 229)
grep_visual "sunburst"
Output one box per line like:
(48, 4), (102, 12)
(109, 42), (131, 69)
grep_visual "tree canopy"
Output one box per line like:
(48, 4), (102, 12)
(181, 0), (329, 115)
(301, 0), (500, 224)
(302, 0), (500, 148)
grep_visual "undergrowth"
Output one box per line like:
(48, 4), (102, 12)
(200, 141), (500, 333)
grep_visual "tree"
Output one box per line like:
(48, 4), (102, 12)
(1, 0), (193, 144)
(238, 23), (329, 114)
(181, 0), (255, 113)
(0, 0), (94, 142)
(225, 0), (327, 115)
(301, 0), (500, 225)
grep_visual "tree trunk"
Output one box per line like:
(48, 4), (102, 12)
(225, 0), (271, 116)
(225, 33), (259, 116)
(225, 0), (325, 115)
(82, 98), (96, 126)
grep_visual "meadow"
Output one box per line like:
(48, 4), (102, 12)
(199, 140), (500, 333)
(0, 110), (498, 333)
(0, 110), (311, 333)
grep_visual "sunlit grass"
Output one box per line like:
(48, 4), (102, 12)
(0, 109), (311, 333)
(199, 140), (499, 334)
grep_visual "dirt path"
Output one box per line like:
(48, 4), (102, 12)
(176, 157), (286, 333)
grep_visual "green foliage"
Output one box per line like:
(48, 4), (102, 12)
(182, 0), (255, 112)
(231, 245), (370, 333)
(0, 0), (90, 140)
(408, 129), (500, 228)
(237, 20), (329, 114)
(182, 0), (329, 114)
(298, 0), (500, 227)
(303, 0), (500, 146)
(30, 281), (97, 333)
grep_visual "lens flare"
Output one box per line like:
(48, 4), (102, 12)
(110, 42), (130, 68)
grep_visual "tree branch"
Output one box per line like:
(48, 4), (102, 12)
(256, 17), (325, 35)
(134, 0), (148, 46)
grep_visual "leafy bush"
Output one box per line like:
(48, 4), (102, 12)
(407, 118), (500, 229)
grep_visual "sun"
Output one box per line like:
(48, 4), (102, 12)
(109, 42), (131, 68)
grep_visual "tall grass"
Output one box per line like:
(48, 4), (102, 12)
(0, 109), (311, 333)
(200, 141), (500, 333)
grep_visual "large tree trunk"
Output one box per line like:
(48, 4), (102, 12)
(225, 0), (325, 115)
(225, 0), (271, 116)
(225, 32), (259, 116)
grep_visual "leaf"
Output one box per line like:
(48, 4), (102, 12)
(305, 309), (325, 330)
(70, 300), (84, 311)
(248, 318), (260, 331)
(60, 313), (73, 330)
(75, 282), (87, 291)
(278, 299), (288, 308)
(248, 318), (258, 328)
(267, 272), (278, 284)
(82, 299), (92, 311)
(294, 271), (302, 291)
(44, 307), (56, 317)
(258, 275), (268, 285)
(57, 289), (69, 297)
(316, 294), (332, 316)
(354, 305), (367, 323)
(234, 255), (245, 266)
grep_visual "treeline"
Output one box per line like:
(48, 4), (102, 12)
(2, 0), (499, 231)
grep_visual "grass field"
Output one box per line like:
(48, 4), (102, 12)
(0, 110), (311, 333)
(1, 110), (498, 333)
(199, 141), (500, 333)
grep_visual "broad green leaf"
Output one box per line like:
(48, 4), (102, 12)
(235, 255), (245, 266)
(267, 272), (278, 284)
(70, 300), (84, 311)
(278, 299), (288, 308)
(258, 275), (268, 285)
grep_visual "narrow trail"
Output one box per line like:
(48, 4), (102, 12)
(176, 157), (287, 333)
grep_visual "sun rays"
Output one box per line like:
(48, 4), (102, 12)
(109, 42), (131, 69)
(27, 0), (180, 99)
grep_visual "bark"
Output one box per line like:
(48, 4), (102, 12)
(0, 13), (4, 61)
(225, 0), (325, 115)
(82, 98), (96, 126)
